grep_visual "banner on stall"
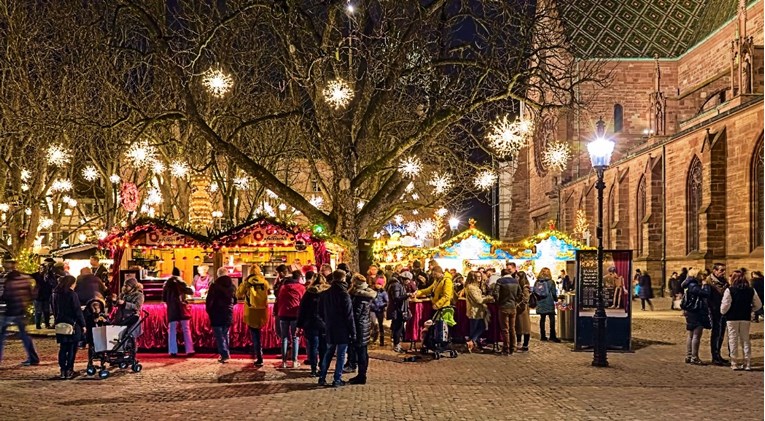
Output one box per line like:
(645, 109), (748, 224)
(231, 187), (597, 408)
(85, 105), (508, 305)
(574, 249), (632, 352)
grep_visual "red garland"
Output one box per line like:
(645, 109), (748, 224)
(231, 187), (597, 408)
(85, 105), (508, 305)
(121, 182), (139, 212)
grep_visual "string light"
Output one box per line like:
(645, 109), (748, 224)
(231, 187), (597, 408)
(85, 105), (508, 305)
(170, 161), (189, 178)
(145, 187), (163, 205)
(398, 157), (422, 178)
(474, 169), (498, 191)
(309, 196), (324, 209)
(50, 179), (73, 193)
(39, 217), (54, 230)
(202, 67), (233, 98)
(541, 141), (572, 172)
(151, 160), (166, 174)
(82, 166), (98, 181)
(428, 173), (452, 194)
(46, 144), (71, 166)
(323, 79), (354, 109)
(109, 174), (121, 184)
(126, 140), (157, 168)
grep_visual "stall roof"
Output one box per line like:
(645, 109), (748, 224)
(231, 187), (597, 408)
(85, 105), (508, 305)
(50, 243), (99, 259)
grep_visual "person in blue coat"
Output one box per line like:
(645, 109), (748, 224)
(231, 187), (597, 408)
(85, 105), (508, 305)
(681, 268), (711, 365)
(533, 267), (559, 342)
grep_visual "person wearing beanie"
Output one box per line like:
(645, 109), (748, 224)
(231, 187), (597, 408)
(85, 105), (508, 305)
(369, 276), (388, 346)
(163, 268), (194, 357)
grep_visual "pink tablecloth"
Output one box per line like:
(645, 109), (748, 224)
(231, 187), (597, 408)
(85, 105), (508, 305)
(138, 302), (282, 351)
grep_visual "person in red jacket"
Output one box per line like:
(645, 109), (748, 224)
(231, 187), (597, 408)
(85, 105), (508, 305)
(277, 270), (306, 368)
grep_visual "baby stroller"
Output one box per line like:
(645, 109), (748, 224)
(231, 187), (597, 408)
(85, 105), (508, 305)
(86, 309), (148, 379)
(419, 306), (458, 360)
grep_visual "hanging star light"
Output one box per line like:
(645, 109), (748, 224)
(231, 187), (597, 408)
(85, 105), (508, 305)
(82, 166), (98, 182)
(309, 195), (324, 209)
(428, 173), (452, 194)
(435, 207), (448, 218)
(170, 161), (190, 178)
(126, 140), (158, 168)
(67, 198), (77, 207)
(24, 208), (32, 216)
(20, 169), (30, 182)
(151, 160), (165, 174)
(46, 144), (71, 166)
(0, 203), (9, 213)
(109, 174), (121, 184)
(323, 79), (354, 109)
(405, 221), (418, 234)
(63, 208), (73, 216)
(357, 200), (365, 210)
(262, 202), (276, 217)
(474, 169), (498, 191)
(405, 182), (415, 193)
(416, 219), (435, 239)
(21, 184), (29, 192)
(411, 193), (420, 201)
(50, 179), (73, 193)
(202, 67), (234, 98)
(412, 209), (419, 215)
(39, 217), (54, 230)
(278, 203), (288, 211)
(486, 115), (534, 158)
(210, 181), (219, 192)
(145, 187), (163, 206)
(541, 141), (572, 172)
(398, 157), (422, 178)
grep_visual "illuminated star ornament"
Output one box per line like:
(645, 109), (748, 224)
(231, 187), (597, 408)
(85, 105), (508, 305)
(126, 140), (157, 168)
(151, 160), (165, 174)
(398, 157), (422, 178)
(109, 174), (121, 184)
(323, 79), (354, 109)
(309, 195), (324, 209)
(50, 179), (73, 193)
(39, 217), (54, 230)
(82, 166), (98, 182)
(486, 115), (534, 158)
(474, 169), (497, 191)
(428, 173), (452, 194)
(541, 141), (572, 172)
(170, 161), (190, 178)
(202, 67), (233, 98)
(46, 144), (71, 166)
(233, 176), (249, 190)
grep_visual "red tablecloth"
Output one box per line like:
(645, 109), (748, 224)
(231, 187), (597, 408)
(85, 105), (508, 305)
(404, 300), (500, 343)
(138, 302), (284, 351)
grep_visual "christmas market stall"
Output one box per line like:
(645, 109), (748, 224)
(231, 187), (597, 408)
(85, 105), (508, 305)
(50, 243), (111, 278)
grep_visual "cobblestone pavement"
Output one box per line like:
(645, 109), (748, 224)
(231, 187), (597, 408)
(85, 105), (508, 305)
(0, 298), (762, 420)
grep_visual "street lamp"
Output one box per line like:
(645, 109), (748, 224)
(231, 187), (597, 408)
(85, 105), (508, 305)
(587, 117), (614, 368)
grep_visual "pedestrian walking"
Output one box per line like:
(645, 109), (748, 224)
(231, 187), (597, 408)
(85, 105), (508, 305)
(53, 275), (85, 379)
(277, 270), (306, 368)
(297, 271), (329, 376)
(0, 259), (39, 367)
(162, 268), (194, 357)
(349, 274), (376, 384)
(721, 270), (763, 370)
(493, 269), (522, 354)
(534, 267), (560, 342)
(681, 268), (711, 365)
(318, 270), (355, 387)
(237, 266), (270, 366)
(639, 270), (654, 311)
(205, 274), (236, 363)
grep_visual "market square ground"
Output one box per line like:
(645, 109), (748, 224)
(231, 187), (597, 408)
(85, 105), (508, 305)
(0, 298), (762, 421)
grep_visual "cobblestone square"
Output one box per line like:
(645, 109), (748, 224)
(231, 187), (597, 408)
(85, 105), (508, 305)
(0, 298), (761, 420)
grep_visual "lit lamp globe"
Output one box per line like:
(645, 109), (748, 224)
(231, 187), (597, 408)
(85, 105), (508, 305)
(587, 136), (615, 169)
(448, 217), (460, 231)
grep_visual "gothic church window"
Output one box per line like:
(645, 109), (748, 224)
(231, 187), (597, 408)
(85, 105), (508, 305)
(752, 136), (764, 250)
(613, 104), (623, 133)
(636, 176), (647, 256)
(686, 157), (702, 254)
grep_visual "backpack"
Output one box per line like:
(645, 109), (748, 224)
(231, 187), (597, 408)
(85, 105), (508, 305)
(533, 280), (549, 299)
(680, 289), (702, 312)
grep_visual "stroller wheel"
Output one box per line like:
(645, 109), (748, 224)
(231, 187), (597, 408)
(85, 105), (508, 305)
(86, 366), (96, 376)
(131, 363), (142, 373)
(119, 362), (128, 369)
(434, 352), (441, 360)
(98, 369), (109, 379)
(449, 350), (458, 358)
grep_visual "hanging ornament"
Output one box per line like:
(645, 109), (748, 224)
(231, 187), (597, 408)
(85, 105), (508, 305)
(170, 161), (190, 178)
(82, 166), (98, 181)
(541, 141), (572, 172)
(120, 182), (139, 212)
(486, 115), (534, 158)
(398, 157), (422, 178)
(50, 179), (73, 193)
(202, 67), (234, 98)
(323, 79), (354, 109)
(428, 173), (452, 194)
(125, 140), (158, 168)
(46, 144), (71, 166)
(474, 169), (498, 191)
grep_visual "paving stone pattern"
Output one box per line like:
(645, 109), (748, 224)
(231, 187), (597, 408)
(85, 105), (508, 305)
(0, 298), (762, 420)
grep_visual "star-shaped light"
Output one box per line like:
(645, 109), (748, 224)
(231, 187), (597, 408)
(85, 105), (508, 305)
(428, 173), (452, 194)
(145, 187), (163, 205)
(170, 161), (189, 178)
(39, 217), (54, 230)
(82, 166), (98, 182)
(126, 141), (158, 168)
(50, 179), (73, 193)
(474, 169), (498, 191)
(109, 174), (121, 184)
(309, 196), (324, 209)
(151, 160), (166, 174)
(202, 68), (234, 98)
(486, 115), (534, 158)
(323, 79), (354, 109)
(398, 157), (422, 178)
(233, 176), (249, 190)
(541, 141), (572, 172)
(47, 144), (71, 166)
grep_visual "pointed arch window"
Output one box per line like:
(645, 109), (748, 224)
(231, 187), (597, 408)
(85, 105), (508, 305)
(636, 176), (647, 256)
(607, 185), (615, 248)
(613, 104), (623, 133)
(752, 137), (764, 250)
(686, 158), (702, 254)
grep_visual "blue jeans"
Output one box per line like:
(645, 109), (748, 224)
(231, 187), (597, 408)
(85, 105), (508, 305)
(250, 327), (262, 359)
(212, 325), (230, 359)
(279, 319), (299, 362)
(168, 320), (194, 355)
(468, 318), (485, 342)
(320, 343), (348, 383)
(306, 334), (327, 371)
(0, 316), (39, 364)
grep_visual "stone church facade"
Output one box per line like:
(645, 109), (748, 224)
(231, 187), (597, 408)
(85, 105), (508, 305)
(500, 0), (764, 290)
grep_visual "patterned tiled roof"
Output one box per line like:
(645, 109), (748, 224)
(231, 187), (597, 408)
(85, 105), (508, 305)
(557, 0), (745, 58)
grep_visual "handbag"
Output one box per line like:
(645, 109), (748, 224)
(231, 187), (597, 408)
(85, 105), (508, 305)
(55, 322), (74, 335)
(528, 293), (538, 309)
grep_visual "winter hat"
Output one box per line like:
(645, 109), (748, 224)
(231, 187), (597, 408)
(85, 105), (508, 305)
(400, 271), (413, 280)
(124, 277), (138, 289)
(375, 277), (385, 288)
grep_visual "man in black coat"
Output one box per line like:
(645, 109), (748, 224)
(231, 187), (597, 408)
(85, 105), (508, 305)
(75, 267), (107, 306)
(708, 263), (729, 365)
(318, 270), (355, 388)
(752, 271), (764, 322)
(33, 259), (57, 329)
(349, 275), (376, 385)
(90, 256), (110, 289)
(0, 259), (40, 366)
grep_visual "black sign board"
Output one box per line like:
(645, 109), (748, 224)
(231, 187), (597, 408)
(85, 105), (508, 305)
(574, 249), (633, 352)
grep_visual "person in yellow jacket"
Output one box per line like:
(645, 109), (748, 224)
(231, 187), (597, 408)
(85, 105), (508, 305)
(236, 266), (270, 366)
(414, 266), (454, 310)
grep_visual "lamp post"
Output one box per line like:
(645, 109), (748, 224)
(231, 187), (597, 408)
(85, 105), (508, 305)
(587, 117), (615, 368)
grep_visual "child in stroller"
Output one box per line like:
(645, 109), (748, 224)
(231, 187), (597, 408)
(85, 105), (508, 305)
(84, 298), (146, 379)
(419, 306), (458, 359)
